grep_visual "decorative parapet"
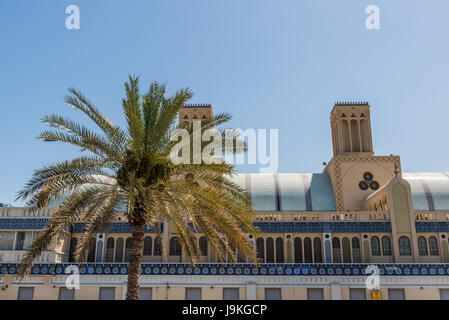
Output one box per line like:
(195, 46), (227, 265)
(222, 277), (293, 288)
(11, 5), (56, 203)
(0, 250), (61, 263)
(0, 207), (52, 218)
(253, 211), (390, 222)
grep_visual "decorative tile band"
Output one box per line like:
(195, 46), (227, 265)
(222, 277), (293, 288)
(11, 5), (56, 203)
(0, 218), (48, 230)
(72, 223), (163, 233)
(253, 222), (392, 233)
(415, 222), (449, 232)
(2, 219), (449, 234)
(1, 263), (449, 277)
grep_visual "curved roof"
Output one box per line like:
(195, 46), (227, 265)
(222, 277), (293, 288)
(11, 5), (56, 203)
(403, 172), (449, 211)
(48, 172), (449, 212)
(231, 172), (449, 212)
(231, 173), (336, 212)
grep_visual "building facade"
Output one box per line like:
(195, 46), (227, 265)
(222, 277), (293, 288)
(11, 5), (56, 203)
(1, 102), (449, 300)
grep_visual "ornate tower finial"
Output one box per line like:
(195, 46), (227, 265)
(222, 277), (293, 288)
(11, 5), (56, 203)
(394, 162), (399, 178)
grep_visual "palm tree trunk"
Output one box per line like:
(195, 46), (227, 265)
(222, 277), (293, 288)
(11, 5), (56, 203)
(126, 203), (146, 300)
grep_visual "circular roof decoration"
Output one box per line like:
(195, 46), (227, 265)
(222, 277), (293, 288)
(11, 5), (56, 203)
(363, 172), (373, 181)
(370, 181), (380, 190)
(359, 181), (369, 190)
(359, 172), (379, 191)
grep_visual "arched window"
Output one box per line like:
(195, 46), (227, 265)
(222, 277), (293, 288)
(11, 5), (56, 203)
(266, 238), (274, 263)
(115, 237), (124, 262)
(381, 236), (391, 256)
(105, 237), (114, 262)
(256, 238), (265, 263)
(332, 237), (342, 263)
(228, 241), (237, 263)
(153, 237), (162, 256)
(294, 238), (303, 263)
(275, 238), (284, 263)
(237, 250), (244, 263)
(143, 236), (152, 256)
(169, 237), (181, 256)
(371, 236), (381, 256)
(399, 236), (411, 255)
(68, 237), (78, 262)
(342, 237), (351, 263)
(219, 241), (228, 262)
(429, 236), (439, 256)
(124, 237), (132, 262)
(87, 237), (96, 262)
(199, 237), (208, 256)
(352, 237), (361, 262)
(313, 237), (322, 263)
(304, 237), (313, 263)
(418, 236), (428, 256)
(232, 241), (244, 263)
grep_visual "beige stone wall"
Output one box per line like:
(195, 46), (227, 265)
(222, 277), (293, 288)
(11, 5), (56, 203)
(166, 286), (185, 300)
(256, 287), (264, 300)
(341, 287), (350, 300)
(240, 287), (247, 300)
(74, 286), (99, 300)
(340, 161), (395, 211)
(405, 287), (440, 300)
(202, 287), (222, 300)
(0, 284), (18, 300)
(280, 287), (307, 300)
(0, 281), (447, 300)
(152, 286), (168, 300)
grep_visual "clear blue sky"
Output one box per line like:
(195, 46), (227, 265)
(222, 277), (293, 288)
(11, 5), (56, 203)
(1, 0), (449, 205)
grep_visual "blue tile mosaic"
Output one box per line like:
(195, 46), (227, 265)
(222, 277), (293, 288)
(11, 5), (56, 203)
(416, 222), (449, 233)
(0, 218), (48, 230)
(2, 218), (449, 233)
(253, 222), (392, 233)
(1, 263), (449, 277)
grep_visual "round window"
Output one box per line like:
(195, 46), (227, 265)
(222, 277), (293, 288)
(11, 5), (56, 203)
(363, 172), (373, 181)
(370, 181), (379, 190)
(359, 181), (369, 190)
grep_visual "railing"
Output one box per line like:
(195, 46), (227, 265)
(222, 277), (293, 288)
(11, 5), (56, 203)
(0, 207), (52, 218)
(3, 207), (449, 223)
(415, 211), (449, 221)
(253, 211), (390, 222)
(0, 250), (64, 263)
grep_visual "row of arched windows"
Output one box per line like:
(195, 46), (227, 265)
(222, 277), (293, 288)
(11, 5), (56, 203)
(332, 237), (361, 263)
(69, 234), (441, 263)
(255, 237), (323, 263)
(371, 235), (440, 256)
(418, 236), (439, 256)
(371, 236), (392, 256)
(68, 237), (97, 262)
(71, 236), (209, 262)
(168, 236), (208, 256)
(256, 237), (288, 263)
(293, 237), (323, 263)
(104, 237), (135, 262)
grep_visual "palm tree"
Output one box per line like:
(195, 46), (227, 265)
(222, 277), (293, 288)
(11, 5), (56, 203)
(16, 75), (259, 300)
